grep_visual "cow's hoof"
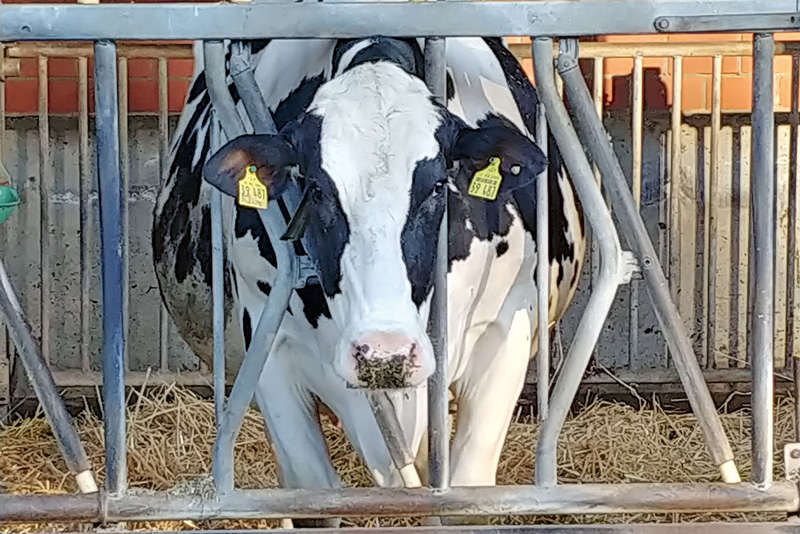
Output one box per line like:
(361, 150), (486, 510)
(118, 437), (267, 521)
(290, 518), (342, 529)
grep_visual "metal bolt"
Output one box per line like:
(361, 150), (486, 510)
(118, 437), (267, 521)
(655, 18), (670, 30)
(790, 448), (800, 459)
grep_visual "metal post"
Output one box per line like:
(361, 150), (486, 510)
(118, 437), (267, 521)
(531, 37), (624, 487)
(94, 39), (127, 497)
(209, 110), (226, 426)
(553, 37), (740, 484)
(535, 102), (550, 422)
(750, 32), (775, 489)
(0, 258), (97, 493)
(424, 35), (450, 493)
(1, 481), (798, 523)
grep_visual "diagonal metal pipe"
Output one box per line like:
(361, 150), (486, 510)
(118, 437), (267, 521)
(552, 37), (740, 484)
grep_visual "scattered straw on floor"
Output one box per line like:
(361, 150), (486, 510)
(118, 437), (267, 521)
(0, 384), (795, 532)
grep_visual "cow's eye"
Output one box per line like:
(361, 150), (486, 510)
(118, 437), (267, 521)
(434, 179), (447, 193)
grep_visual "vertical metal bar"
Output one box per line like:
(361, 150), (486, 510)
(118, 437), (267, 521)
(0, 43), (8, 418)
(204, 39), (296, 496)
(78, 57), (91, 374)
(38, 56), (50, 365)
(790, 54), (800, 441)
(209, 110), (226, 426)
(533, 38), (623, 487)
(94, 40), (127, 496)
(535, 102), (550, 422)
(705, 55), (722, 370)
(629, 55), (643, 364)
(424, 36), (449, 492)
(668, 55), (683, 369)
(157, 56), (170, 371)
(750, 33), (775, 489)
(590, 57), (604, 288)
(229, 42), (277, 135)
(554, 38), (740, 485)
(118, 57), (130, 373)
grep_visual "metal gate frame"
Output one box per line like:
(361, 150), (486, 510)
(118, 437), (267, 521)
(0, 0), (799, 530)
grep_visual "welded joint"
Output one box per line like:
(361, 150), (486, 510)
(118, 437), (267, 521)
(784, 443), (800, 483)
(618, 250), (641, 284)
(556, 39), (579, 73)
(229, 42), (251, 76)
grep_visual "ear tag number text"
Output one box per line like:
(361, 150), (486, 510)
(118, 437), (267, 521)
(468, 157), (503, 201)
(238, 165), (268, 210)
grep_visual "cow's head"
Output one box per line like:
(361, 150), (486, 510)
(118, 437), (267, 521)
(203, 39), (547, 390)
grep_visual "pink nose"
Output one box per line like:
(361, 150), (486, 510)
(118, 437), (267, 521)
(350, 332), (420, 389)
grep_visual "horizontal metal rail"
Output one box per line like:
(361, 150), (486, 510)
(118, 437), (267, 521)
(8, 40), (800, 64)
(0, 482), (797, 523)
(40, 526), (800, 534)
(0, 0), (796, 41)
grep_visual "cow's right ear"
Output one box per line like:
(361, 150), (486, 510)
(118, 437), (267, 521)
(202, 134), (298, 204)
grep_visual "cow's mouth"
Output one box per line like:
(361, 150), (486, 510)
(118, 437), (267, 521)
(352, 349), (419, 389)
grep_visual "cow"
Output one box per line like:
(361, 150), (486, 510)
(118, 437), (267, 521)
(152, 34), (585, 526)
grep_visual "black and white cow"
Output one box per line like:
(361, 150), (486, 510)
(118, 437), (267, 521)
(152, 34), (585, 513)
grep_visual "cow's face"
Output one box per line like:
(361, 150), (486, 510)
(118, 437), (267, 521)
(203, 61), (546, 390)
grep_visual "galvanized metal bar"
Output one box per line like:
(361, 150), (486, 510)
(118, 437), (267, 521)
(1, 481), (797, 523)
(787, 58), (799, 368)
(229, 41), (277, 135)
(94, 39), (128, 496)
(78, 55), (91, 374)
(203, 42), (245, 139)
(589, 57), (603, 289)
(118, 56), (131, 372)
(36, 525), (800, 534)
(532, 37), (624, 487)
(8, 40), (797, 63)
(0, 257), (98, 493)
(793, 53), (800, 440)
(209, 110), (226, 427)
(667, 55), (682, 369)
(629, 54), (643, 366)
(368, 392), (422, 487)
(0, 42), (7, 418)
(2, 1), (797, 41)
(157, 55), (171, 371)
(45, 365), (790, 390)
(212, 207), (295, 494)
(535, 101), (550, 422)
(203, 39), (297, 496)
(554, 38), (740, 484)
(704, 55), (722, 370)
(38, 55), (50, 366)
(750, 32), (776, 489)
(424, 35), (449, 493)
(654, 13), (800, 33)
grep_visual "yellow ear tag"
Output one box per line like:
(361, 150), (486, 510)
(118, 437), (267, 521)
(468, 157), (503, 201)
(237, 165), (268, 210)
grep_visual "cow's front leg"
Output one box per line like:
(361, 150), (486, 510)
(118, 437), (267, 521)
(255, 342), (342, 529)
(446, 309), (532, 525)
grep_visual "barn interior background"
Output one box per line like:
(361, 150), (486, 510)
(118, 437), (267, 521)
(1, 28), (798, 413)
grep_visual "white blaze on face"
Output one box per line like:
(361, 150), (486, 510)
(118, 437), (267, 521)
(310, 60), (441, 388)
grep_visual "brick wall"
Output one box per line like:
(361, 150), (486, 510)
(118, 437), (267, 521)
(4, 0), (798, 116)
(513, 33), (800, 114)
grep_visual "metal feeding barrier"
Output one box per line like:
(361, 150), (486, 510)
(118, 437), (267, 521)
(0, 0), (798, 531)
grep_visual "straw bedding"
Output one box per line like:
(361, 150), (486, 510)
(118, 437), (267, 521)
(0, 383), (794, 532)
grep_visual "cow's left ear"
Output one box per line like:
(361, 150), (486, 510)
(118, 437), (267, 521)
(203, 134), (298, 209)
(445, 115), (547, 201)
